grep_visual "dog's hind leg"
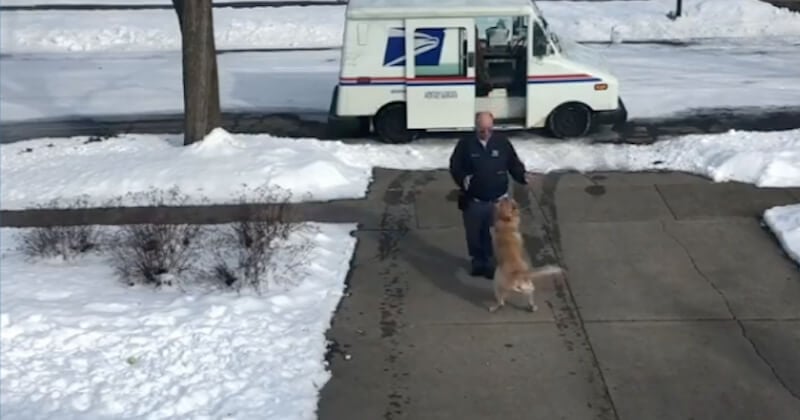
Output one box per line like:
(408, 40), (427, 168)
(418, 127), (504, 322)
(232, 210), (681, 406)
(526, 289), (537, 312)
(525, 272), (540, 312)
(488, 282), (507, 313)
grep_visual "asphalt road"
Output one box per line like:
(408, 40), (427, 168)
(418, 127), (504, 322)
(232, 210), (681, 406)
(3, 105), (800, 145)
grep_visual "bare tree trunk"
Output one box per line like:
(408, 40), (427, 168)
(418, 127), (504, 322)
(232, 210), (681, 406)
(207, 14), (221, 130)
(173, 0), (221, 145)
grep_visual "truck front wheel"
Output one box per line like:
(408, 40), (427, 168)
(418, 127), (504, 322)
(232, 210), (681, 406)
(546, 102), (592, 139)
(374, 103), (413, 144)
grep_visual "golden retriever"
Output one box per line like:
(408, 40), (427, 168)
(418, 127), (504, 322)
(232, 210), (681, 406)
(489, 196), (564, 313)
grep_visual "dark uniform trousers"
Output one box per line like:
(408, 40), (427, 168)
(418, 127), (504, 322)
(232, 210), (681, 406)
(462, 197), (500, 271)
(449, 132), (528, 275)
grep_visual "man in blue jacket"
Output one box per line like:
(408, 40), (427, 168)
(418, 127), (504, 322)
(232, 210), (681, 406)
(448, 112), (532, 279)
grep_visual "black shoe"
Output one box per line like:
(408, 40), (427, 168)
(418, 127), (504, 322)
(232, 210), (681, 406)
(470, 260), (486, 277)
(470, 265), (484, 277)
(482, 267), (495, 280)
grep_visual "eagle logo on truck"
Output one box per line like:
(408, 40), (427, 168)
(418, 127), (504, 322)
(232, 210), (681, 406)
(382, 28), (445, 67)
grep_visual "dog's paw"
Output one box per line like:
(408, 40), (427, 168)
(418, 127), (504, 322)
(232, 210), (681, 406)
(528, 304), (538, 313)
(488, 304), (501, 313)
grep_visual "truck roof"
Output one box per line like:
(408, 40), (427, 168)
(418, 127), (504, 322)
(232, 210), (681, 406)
(346, 0), (537, 19)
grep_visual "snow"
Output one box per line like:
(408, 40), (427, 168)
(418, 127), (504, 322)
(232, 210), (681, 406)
(0, 222), (357, 419)
(764, 204), (800, 265)
(2, 0), (799, 54)
(546, 0), (800, 43)
(4, 41), (800, 123)
(3, 127), (800, 210)
(1, 129), (372, 208)
(0, 6), (345, 53)
(2, 0), (338, 3)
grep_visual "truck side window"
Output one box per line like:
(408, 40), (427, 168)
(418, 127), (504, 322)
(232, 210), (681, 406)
(413, 28), (467, 77)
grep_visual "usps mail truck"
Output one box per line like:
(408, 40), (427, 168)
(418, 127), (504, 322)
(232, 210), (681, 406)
(328, 0), (627, 143)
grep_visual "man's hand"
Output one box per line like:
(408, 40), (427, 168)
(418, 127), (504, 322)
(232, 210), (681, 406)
(524, 172), (543, 188)
(463, 175), (472, 191)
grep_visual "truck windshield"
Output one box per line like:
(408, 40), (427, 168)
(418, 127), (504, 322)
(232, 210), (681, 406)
(529, 2), (561, 54)
(532, 19), (560, 54)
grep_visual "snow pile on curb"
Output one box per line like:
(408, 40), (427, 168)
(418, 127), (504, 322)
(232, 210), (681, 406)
(3, 128), (800, 210)
(2, 0), (799, 53)
(764, 204), (800, 265)
(0, 223), (357, 419)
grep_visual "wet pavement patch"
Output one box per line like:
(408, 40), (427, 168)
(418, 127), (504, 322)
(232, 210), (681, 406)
(585, 185), (607, 196)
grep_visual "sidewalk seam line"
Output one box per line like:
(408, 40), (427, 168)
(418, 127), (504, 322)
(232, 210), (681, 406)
(660, 220), (800, 402)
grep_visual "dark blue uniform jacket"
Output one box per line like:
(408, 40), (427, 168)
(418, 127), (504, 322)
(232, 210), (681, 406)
(448, 133), (528, 202)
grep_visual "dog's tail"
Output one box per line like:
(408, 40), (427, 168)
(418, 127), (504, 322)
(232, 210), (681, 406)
(529, 264), (566, 279)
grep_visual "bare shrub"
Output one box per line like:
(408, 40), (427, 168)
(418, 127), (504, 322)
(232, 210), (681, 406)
(210, 184), (315, 293)
(107, 188), (206, 287)
(17, 196), (100, 260)
(109, 222), (204, 287)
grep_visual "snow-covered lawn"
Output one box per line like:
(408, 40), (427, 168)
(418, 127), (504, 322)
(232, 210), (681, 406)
(4, 40), (800, 123)
(764, 204), (800, 266)
(0, 222), (357, 419)
(3, 127), (800, 210)
(1, 0), (799, 53)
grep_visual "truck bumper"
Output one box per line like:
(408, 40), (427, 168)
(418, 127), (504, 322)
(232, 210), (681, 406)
(327, 84), (342, 122)
(593, 98), (628, 126)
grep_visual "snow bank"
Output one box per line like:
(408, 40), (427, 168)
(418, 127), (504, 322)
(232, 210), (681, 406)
(764, 204), (800, 265)
(0, 130), (372, 209)
(0, 223), (356, 419)
(2, 0), (799, 53)
(3, 128), (800, 210)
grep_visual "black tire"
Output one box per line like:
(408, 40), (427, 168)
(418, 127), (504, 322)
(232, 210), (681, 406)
(547, 102), (592, 139)
(374, 103), (413, 144)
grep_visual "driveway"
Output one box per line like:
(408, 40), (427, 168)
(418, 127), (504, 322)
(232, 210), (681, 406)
(318, 169), (800, 420)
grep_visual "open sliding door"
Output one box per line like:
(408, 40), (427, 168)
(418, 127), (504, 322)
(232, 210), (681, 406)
(404, 19), (476, 130)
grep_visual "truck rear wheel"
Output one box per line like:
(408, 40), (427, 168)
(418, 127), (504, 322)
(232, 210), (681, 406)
(374, 103), (413, 144)
(547, 102), (592, 139)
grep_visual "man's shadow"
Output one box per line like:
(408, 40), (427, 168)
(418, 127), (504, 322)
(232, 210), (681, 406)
(399, 219), (491, 309)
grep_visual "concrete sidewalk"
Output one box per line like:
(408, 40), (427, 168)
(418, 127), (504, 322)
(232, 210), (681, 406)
(318, 169), (800, 420)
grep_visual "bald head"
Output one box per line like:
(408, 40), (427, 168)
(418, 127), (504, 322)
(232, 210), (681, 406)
(476, 112), (494, 140)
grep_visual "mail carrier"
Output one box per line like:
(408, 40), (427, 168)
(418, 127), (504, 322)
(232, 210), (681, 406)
(328, 0), (627, 143)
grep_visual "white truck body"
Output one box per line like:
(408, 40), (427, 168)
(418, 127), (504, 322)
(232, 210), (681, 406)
(329, 0), (627, 141)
